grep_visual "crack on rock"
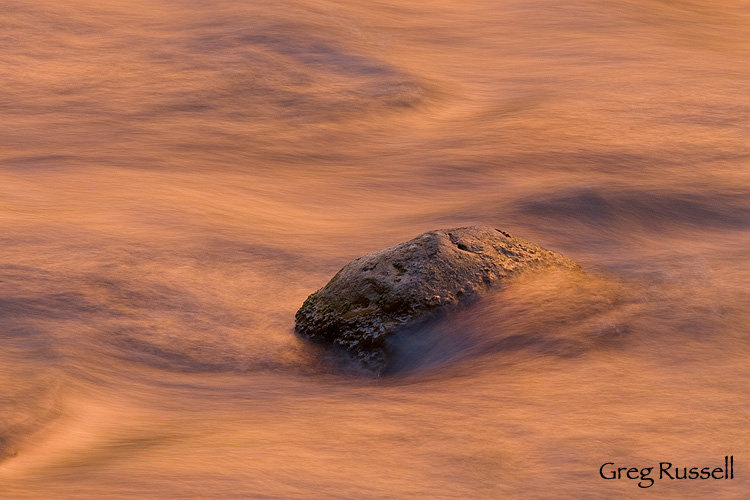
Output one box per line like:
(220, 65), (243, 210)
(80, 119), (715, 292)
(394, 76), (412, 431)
(496, 229), (511, 238)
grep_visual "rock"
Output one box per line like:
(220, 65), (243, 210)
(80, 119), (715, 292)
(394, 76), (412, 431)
(295, 226), (581, 373)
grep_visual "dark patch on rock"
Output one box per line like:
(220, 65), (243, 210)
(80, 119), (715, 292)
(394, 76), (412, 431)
(294, 226), (581, 374)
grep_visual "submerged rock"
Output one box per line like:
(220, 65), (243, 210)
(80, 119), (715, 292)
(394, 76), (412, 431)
(295, 226), (581, 373)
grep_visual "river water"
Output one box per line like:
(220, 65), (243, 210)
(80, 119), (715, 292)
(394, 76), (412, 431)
(1, 1), (749, 498)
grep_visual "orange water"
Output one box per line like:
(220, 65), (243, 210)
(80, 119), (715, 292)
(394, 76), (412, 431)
(1, 1), (750, 498)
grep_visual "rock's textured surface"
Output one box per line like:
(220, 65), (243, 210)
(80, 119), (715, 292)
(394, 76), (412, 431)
(295, 226), (581, 372)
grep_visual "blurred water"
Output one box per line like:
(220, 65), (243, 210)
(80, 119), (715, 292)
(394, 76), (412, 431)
(1, 0), (750, 498)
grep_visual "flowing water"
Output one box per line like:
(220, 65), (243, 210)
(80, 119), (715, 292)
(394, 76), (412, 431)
(1, 0), (750, 498)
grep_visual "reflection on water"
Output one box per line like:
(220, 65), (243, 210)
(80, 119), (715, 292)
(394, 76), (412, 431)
(1, 0), (750, 498)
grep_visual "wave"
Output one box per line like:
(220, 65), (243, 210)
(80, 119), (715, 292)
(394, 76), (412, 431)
(516, 186), (750, 232)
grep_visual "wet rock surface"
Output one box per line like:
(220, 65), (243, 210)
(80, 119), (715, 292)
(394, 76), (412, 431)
(294, 226), (581, 373)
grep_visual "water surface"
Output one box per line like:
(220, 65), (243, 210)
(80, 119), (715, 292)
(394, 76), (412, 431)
(1, 0), (750, 498)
